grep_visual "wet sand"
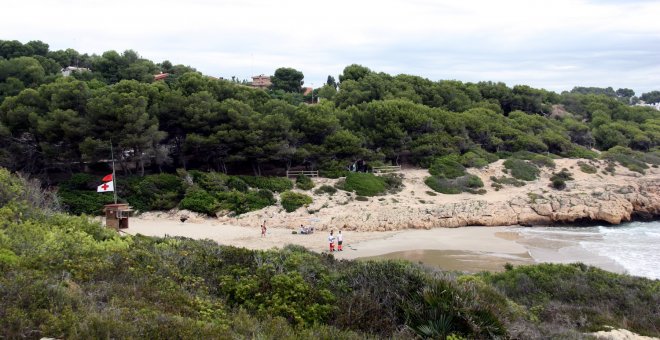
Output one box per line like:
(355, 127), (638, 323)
(361, 249), (531, 273)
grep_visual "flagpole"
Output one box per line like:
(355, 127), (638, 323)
(110, 141), (117, 204)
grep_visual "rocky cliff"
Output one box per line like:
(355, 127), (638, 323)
(225, 159), (660, 232)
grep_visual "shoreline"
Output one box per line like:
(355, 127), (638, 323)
(123, 216), (633, 275)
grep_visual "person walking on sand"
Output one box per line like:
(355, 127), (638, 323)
(328, 230), (335, 252)
(337, 230), (343, 251)
(261, 221), (267, 237)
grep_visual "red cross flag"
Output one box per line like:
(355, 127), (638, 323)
(97, 180), (114, 192)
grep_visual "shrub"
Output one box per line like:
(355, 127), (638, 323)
(296, 175), (315, 190)
(503, 159), (540, 181)
(179, 187), (219, 215)
(314, 185), (337, 196)
(193, 171), (230, 192)
(403, 279), (508, 339)
(529, 154), (556, 168)
(123, 174), (184, 211)
(239, 176), (293, 192)
(551, 178), (566, 190)
(58, 173), (115, 215)
(319, 160), (350, 179)
(382, 173), (404, 194)
(601, 146), (649, 174)
(511, 151), (555, 168)
(426, 174), (485, 195)
(461, 151), (489, 168)
(424, 176), (462, 194)
(466, 174), (484, 188)
(216, 189), (276, 215)
(343, 172), (386, 196)
(483, 263), (660, 336)
(550, 169), (573, 190)
(490, 176), (526, 187)
(577, 161), (597, 174)
(429, 155), (466, 178)
(227, 177), (249, 192)
(566, 146), (599, 159)
(280, 191), (313, 212)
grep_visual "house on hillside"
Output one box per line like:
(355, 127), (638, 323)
(251, 74), (271, 89)
(154, 72), (170, 81)
(61, 66), (90, 77)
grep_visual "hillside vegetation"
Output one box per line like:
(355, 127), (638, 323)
(1, 39), (659, 219)
(1, 168), (658, 339)
(0, 39), (658, 186)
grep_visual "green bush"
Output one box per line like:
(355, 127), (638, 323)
(343, 172), (386, 196)
(239, 176), (293, 192)
(460, 151), (489, 168)
(601, 146), (649, 174)
(58, 173), (115, 215)
(566, 146), (599, 159)
(466, 174), (484, 188)
(403, 279), (507, 339)
(490, 176), (526, 187)
(382, 173), (404, 194)
(577, 161), (598, 174)
(551, 178), (566, 190)
(483, 263), (660, 336)
(123, 174), (184, 211)
(179, 187), (219, 215)
(314, 185), (337, 196)
(550, 169), (573, 190)
(280, 191), (313, 212)
(429, 155), (466, 178)
(464, 148), (498, 165)
(425, 174), (484, 195)
(58, 190), (115, 215)
(503, 159), (540, 181)
(319, 160), (350, 179)
(191, 171), (230, 192)
(215, 189), (276, 215)
(529, 154), (556, 168)
(424, 177), (462, 194)
(227, 177), (249, 192)
(296, 175), (315, 190)
(511, 151), (556, 168)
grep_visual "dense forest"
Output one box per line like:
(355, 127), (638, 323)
(1, 39), (659, 181)
(1, 169), (659, 339)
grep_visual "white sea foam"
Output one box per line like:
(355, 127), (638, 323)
(517, 221), (660, 280)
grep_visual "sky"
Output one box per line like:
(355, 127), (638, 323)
(3, 0), (660, 94)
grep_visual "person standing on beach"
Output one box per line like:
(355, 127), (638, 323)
(337, 230), (343, 251)
(261, 221), (267, 237)
(328, 230), (335, 252)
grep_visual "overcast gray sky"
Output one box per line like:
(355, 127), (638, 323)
(3, 0), (659, 94)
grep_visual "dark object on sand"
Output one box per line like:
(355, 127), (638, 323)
(180, 216), (188, 223)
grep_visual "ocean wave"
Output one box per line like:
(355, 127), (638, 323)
(579, 221), (660, 279)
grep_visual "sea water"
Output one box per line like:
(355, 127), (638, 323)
(515, 221), (660, 280)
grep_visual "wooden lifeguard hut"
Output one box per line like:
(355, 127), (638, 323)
(99, 142), (133, 230)
(103, 203), (133, 229)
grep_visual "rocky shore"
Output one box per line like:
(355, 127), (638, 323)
(221, 159), (660, 232)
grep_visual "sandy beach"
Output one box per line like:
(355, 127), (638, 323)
(123, 214), (629, 274)
(118, 159), (659, 274)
